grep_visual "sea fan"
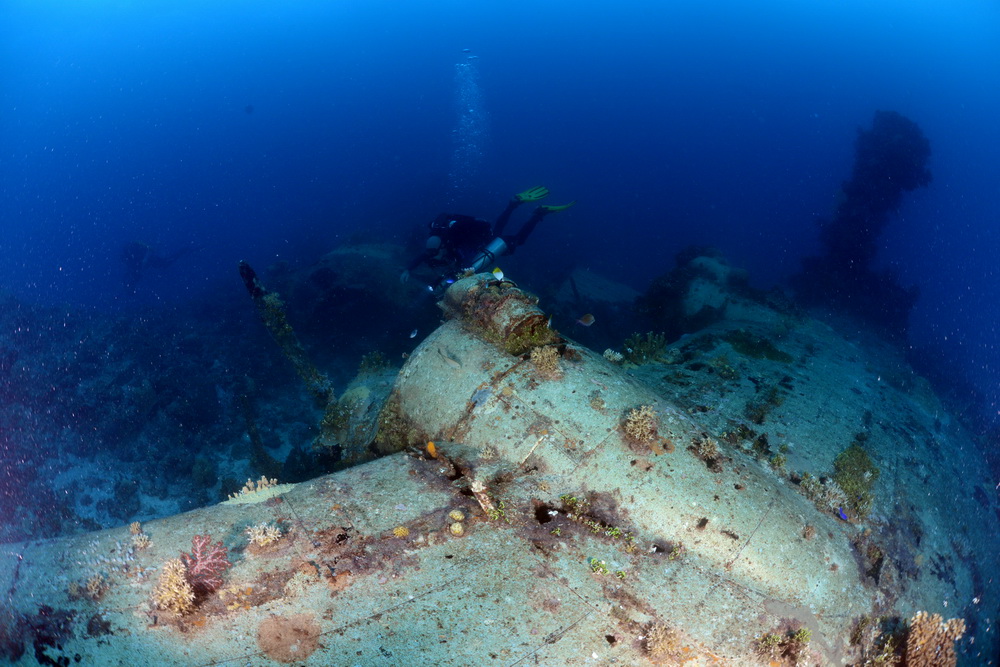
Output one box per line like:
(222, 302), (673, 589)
(180, 534), (230, 595)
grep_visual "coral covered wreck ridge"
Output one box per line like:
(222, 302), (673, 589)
(0, 267), (994, 666)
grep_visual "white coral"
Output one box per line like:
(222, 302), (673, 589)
(229, 476), (279, 500)
(245, 522), (283, 547)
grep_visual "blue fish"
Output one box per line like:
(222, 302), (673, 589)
(837, 508), (849, 521)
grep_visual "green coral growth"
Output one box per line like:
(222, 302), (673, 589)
(456, 280), (556, 355)
(588, 558), (609, 575)
(317, 402), (349, 444)
(500, 317), (557, 356)
(559, 494), (587, 516)
(256, 292), (331, 403)
(798, 471), (822, 500)
(358, 350), (390, 375)
(622, 331), (668, 365)
(721, 423), (757, 447)
(558, 493), (637, 553)
(832, 443), (880, 518)
(755, 628), (812, 663)
(487, 500), (513, 524)
(722, 329), (793, 363)
(850, 615), (901, 665)
(373, 393), (426, 455)
(751, 432), (771, 458)
(791, 628), (812, 644)
(709, 354), (739, 380)
(744, 386), (785, 425)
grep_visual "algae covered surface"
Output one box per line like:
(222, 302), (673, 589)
(2, 273), (996, 666)
(3, 4), (1000, 663)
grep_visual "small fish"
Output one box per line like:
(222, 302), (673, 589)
(837, 508), (849, 521)
(492, 267), (504, 281)
(409, 329), (418, 339)
(576, 313), (596, 327)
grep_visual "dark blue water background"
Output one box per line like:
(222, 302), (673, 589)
(2, 0), (1000, 424)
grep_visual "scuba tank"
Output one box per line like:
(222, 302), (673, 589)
(428, 236), (508, 294)
(464, 237), (508, 274)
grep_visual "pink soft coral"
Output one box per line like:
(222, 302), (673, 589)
(180, 534), (230, 595)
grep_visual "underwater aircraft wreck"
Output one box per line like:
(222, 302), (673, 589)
(1, 260), (996, 665)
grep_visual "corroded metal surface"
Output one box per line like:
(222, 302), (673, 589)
(3, 276), (996, 666)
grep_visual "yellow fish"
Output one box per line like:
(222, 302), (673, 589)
(492, 267), (504, 281)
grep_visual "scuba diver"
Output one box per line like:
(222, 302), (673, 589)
(121, 241), (199, 290)
(400, 186), (575, 290)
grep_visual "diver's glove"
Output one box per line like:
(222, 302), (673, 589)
(514, 186), (549, 203)
(540, 200), (577, 213)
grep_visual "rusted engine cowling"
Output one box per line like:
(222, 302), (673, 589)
(440, 273), (556, 355)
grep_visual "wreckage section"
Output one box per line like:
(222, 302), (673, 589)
(1, 272), (989, 666)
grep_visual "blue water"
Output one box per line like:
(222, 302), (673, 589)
(2, 0), (1000, 660)
(2, 0), (999, 501)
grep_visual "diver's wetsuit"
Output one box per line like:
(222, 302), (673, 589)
(406, 200), (550, 276)
(406, 214), (492, 273)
